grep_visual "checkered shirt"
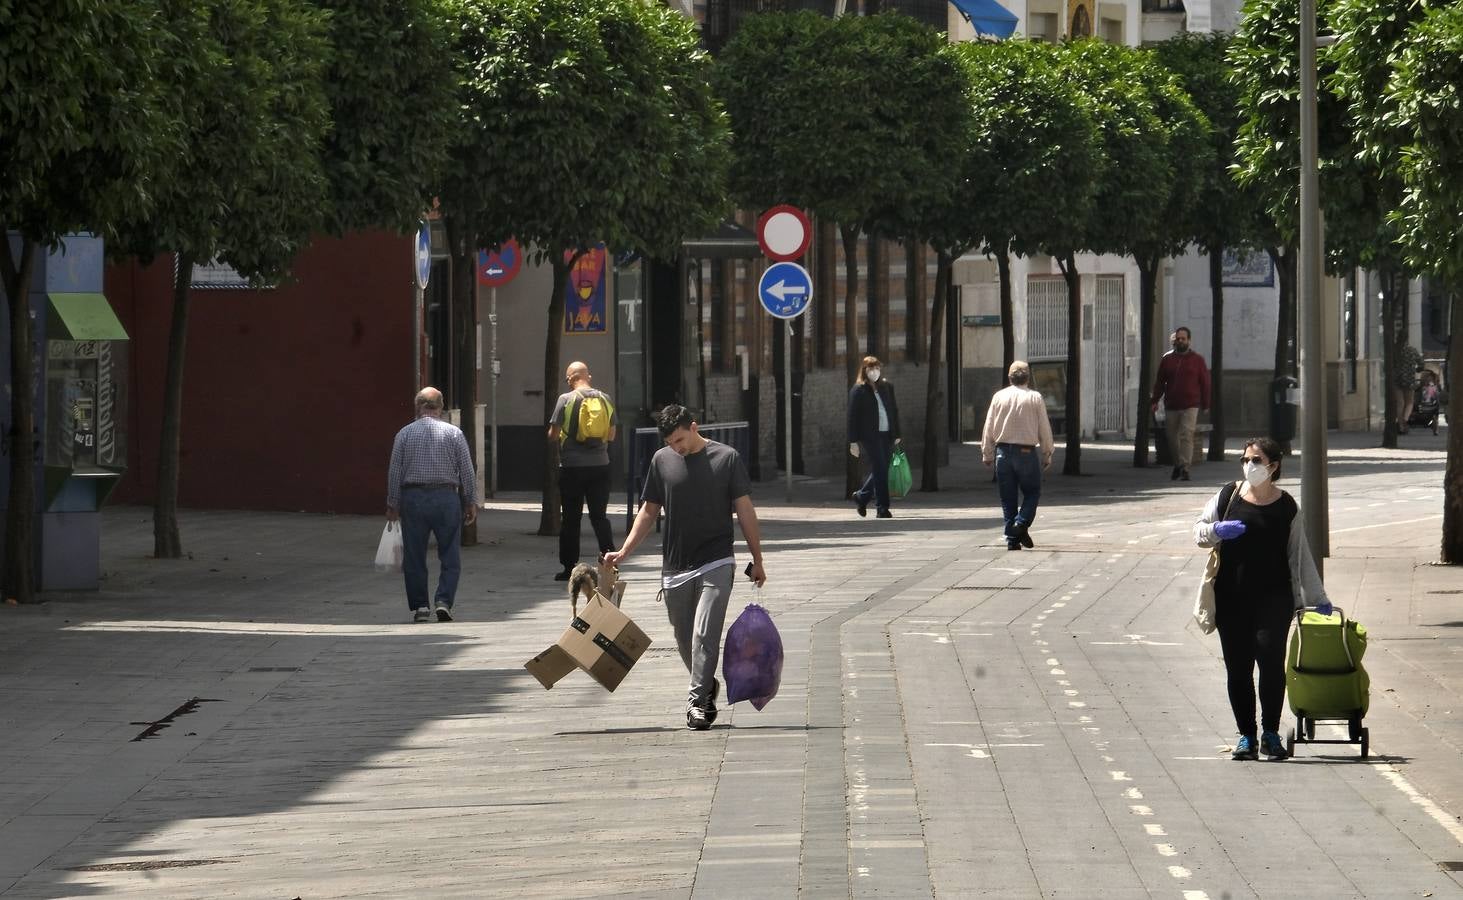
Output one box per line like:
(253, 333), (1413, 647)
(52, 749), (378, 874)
(386, 415), (478, 509)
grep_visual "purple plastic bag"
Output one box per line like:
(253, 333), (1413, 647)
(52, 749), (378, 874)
(723, 604), (783, 710)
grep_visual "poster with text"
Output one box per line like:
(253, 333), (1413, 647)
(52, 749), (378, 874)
(564, 245), (607, 334)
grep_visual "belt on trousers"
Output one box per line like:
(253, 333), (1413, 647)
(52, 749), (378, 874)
(996, 442), (1035, 451)
(403, 483), (458, 490)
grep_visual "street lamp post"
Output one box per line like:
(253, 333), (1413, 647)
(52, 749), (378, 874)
(1299, 0), (1329, 568)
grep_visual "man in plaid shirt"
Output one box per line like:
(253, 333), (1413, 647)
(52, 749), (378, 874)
(386, 387), (479, 622)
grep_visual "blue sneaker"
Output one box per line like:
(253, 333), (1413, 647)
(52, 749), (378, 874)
(1231, 735), (1258, 760)
(1260, 731), (1289, 760)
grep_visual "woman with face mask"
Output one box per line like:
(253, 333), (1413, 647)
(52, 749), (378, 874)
(846, 355), (902, 518)
(1192, 436), (1331, 761)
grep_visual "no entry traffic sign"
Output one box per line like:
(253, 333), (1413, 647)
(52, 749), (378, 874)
(478, 239), (522, 287)
(756, 205), (811, 262)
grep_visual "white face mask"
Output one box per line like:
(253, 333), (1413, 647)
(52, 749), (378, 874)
(1243, 461), (1272, 488)
(867, 368), (881, 383)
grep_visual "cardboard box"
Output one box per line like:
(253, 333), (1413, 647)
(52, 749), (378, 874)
(524, 567), (650, 692)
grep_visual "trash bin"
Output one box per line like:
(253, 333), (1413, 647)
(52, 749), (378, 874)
(1271, 375), (1298, 443)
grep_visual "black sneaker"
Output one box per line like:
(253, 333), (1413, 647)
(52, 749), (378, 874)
(1170, 465), (1181, 481)
(553, 569), (572, 581)
(854, 495), (868, 517)
(1260, 730), (1288, 760)
(876, 509), (893, 519)
(1016, 522), (1034, 549)
(703, 678), (720, 725)
(1007, 542), (1022, 551)
(1180, 469), (1191, 482)
(686, 706), (712, 730)
(434, 604), (453, 622)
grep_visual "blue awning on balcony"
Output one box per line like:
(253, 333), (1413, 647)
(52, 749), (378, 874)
(949, 0), (1018, 38)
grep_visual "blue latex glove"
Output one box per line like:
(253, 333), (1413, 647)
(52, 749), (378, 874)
(1213, 520), (1247, 541)
(1315, 601), (1333, 616)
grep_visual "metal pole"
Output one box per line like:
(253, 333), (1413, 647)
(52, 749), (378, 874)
(489, 286), (499, 498)
(413, 283), (423, 392)
(784, 320), (793, 502)
(1298, 0), (1329, 566)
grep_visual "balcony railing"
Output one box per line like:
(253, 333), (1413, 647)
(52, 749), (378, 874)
(1141, 0), (1184, 12)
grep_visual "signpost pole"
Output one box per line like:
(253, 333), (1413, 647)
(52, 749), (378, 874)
(490, 286), (499, 498)
(785, 321), (793, 502)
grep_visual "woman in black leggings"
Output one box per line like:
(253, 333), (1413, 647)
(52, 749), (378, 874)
(1193, 437), (1331, 760)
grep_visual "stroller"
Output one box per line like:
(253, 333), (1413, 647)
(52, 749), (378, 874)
(1408, 376), (1443, 435)
(1285, 605), (1370, 759)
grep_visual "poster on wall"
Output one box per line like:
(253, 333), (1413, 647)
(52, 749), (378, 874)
(1220, 249), (1274, 288)
(564, 244), (607, 334)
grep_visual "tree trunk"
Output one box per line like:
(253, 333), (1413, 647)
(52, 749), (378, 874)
(1270, 246), (1297, 452)
(920, 249), (950, 491)
(1442, 287), (1462, 564)
(153, 251), (194, 559)
(842, 224), (861, 498)
(996, 245), (1015, 375)
(1, 236), (38, 601)
(1207, 248), (1227, 461)
(1134, 253), (1159, 468)
(1058, 252), (1082, 476)
(445, 215), (480, 545)
(538, 251), (578, 536)
(1379, 268), (1401, 450)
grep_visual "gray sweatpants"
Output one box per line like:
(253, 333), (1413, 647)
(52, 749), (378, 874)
(663, 564), (735, 708)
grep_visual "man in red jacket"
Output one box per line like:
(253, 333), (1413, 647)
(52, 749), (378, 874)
(1150, 327), (1211, 482)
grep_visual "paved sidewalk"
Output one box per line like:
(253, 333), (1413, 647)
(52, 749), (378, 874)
(1, 430), (1460, 898)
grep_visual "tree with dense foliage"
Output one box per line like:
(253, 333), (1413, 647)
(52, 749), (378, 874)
(917, 38), (1099, 487)
(314, 0), (457, 235)
(1122, 44), (1215, 470)
(1152, 33), (1257, 464)
(112, 0), (333, 560)
(1378, 3), (1463, 563)
(718, 12), (966, 492)
(1, 1), (181, 600)
(1032, 40), (1170, 476)
(444, 0), (729, 536)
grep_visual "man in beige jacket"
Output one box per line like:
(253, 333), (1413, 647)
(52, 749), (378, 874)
(981, 361), (1055, 550)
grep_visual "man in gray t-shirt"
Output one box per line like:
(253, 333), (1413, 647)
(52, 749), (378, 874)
(548, 361), (619, 580)
(603, 405), (766, 731)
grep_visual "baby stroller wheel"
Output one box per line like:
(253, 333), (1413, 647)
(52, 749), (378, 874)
(1360, 728), (1369, 760)
(1286, 728), (1296, 758)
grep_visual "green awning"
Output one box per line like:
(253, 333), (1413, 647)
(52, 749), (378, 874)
(47, 293), (128, 341)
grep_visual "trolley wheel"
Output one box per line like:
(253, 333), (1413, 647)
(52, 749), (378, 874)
(1360, 728), (1369, 759)
(1286, 728), (1296, 758)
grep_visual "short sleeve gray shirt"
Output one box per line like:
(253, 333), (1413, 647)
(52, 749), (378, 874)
(550, 388), (617, 467)
(641, 440), (752, 575)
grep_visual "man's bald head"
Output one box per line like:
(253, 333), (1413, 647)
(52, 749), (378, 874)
(415, 387), (444, 417)
(565, 361), (591, 387)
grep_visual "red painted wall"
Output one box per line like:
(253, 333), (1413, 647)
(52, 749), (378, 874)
(106, 231), (415, 515)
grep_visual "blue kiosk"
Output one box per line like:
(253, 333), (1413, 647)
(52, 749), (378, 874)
(1, 234), (128, 591)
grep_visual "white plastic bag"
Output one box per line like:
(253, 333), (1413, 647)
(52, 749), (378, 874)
(374, 521), (403, 572)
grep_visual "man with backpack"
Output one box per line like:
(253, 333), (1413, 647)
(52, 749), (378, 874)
(548, 361), (618, 581)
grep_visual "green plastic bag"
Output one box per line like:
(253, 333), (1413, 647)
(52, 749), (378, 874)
(888, 446), (912, 498)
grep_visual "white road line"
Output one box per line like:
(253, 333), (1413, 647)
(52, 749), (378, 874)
(1144, 824), (1166, 836)
(1110, 771), (1131, 781)
(1169, 866), (1192, 879)
(1332, 514), (1442, 534)
(1130, 805), (1153, 816)
(1155, 843), (1178, 857)
(1373, 762), (1463, 846)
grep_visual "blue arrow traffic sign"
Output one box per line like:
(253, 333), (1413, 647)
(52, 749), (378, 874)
(415, 223), (432, 289)
(757, 261), (813, 319)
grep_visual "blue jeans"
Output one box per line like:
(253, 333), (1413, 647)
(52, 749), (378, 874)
(995, 444), (1042, 543)
(854, 432), (894, 512)
(400, 486), (463, 610)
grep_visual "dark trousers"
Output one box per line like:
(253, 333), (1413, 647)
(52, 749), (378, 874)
(994, 443), (1042, 542)
(854, 432), (894, 513)
(559, 464), (614, 570)
(1216, 597), (1294, 736)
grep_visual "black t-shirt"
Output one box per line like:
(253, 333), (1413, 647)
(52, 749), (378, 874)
(1216, 489), (1298, 608)
(641, 439), (752, 575)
